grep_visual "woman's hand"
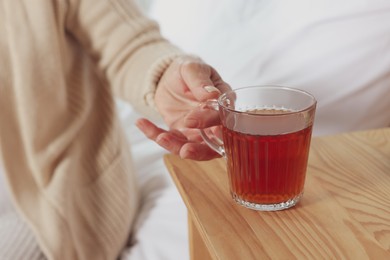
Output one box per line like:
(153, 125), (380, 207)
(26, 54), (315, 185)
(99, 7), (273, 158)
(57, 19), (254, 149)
(136, 56), (230, 160)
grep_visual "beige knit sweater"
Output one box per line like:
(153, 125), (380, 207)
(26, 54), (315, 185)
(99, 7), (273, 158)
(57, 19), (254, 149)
(0, 0), (182, 259)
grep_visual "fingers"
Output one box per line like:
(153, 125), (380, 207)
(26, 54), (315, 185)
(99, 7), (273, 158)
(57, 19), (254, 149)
(180, 143), (221, 161)
(179, 58), (231, 101)
(135, 118), (165, 140)
(180, 59), (218, 100)
(209, 66), (232, 94)
(136, 118), (186, 155)
(184, 105), (220, 129)
(176, 59), (230, 129)
(156, 130), (196, 155)
(136, 118), (221, 161)
(139, 56), (231, 161)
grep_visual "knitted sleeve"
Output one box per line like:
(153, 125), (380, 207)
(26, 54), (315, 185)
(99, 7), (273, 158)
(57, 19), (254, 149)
(65, 0), (184, 118)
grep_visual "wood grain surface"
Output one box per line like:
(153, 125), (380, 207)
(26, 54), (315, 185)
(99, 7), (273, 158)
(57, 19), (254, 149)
(164, 128), (390, 260)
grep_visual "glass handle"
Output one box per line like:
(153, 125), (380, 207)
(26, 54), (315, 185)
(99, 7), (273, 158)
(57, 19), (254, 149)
(199, 99), (226, 157)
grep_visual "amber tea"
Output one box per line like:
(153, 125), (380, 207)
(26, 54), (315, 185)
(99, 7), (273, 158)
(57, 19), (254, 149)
(223, 121), (312, 205)
(201, 86), (316, 211)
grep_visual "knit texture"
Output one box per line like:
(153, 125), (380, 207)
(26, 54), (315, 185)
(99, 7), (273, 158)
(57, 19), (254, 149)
(0, 212), (46, 260)
(0, 0), (183, 259)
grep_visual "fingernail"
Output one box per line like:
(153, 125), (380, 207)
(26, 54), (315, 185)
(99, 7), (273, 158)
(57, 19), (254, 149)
(204, 86), (221, 93)
(181, 147), (197, 159)
(156, 136), (169, 148)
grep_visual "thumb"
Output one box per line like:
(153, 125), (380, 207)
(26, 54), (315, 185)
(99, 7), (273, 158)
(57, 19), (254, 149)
(179, 57), (229, 101)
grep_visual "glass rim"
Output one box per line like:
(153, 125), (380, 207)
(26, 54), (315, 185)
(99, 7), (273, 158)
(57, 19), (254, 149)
(217, 85), (317, 116)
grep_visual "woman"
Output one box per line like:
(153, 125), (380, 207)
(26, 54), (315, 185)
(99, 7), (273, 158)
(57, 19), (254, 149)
(0, 0), (228, 259)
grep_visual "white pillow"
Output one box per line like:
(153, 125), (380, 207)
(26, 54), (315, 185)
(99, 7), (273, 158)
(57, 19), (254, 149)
(150, 0), (390, 136)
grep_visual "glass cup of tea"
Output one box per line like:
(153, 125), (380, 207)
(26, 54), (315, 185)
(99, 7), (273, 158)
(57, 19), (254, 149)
(200, 85), (317, 211)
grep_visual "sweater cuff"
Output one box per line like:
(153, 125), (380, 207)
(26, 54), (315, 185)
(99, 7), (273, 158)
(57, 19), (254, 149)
(120, 41), (184, 120)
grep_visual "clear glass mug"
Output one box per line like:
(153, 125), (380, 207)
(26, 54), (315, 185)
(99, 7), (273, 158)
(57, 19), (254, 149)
(201, 85), (317, 211)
